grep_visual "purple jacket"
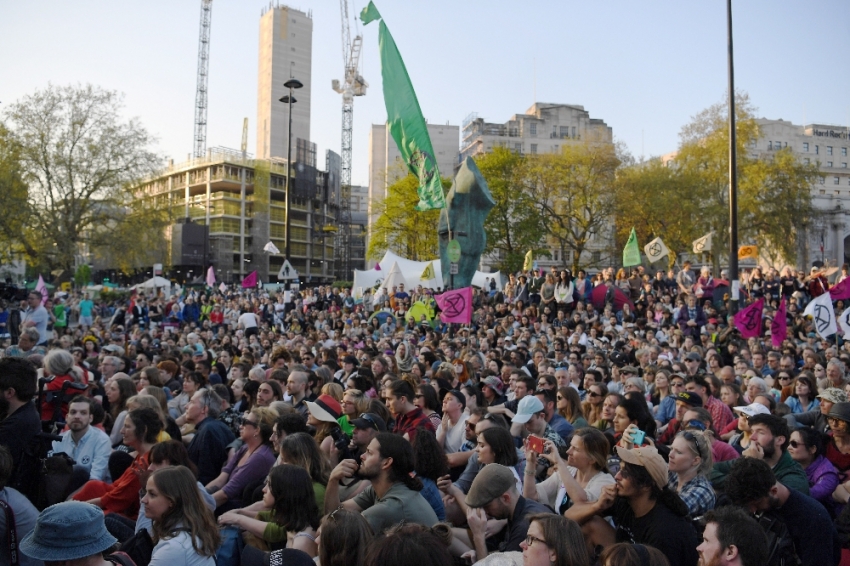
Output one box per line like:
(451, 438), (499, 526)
(805, 454), (839, 508)
(676, 305), (706, 337)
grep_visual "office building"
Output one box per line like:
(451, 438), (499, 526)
(256, 4), (312, 160)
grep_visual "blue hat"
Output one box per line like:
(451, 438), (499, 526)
(20, 501), (117, 561)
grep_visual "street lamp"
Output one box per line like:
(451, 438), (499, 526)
(279, 78), (303, 262)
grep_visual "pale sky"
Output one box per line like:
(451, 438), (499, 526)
(2, 1), (848, 187)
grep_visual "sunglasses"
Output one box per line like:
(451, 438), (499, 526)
(238, 416), (258, 428)
(587, 391), (602, 398)
(682, 430), (704, 454)
(788, 440), (803, 449)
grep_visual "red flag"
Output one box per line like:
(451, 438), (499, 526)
(830, 278), (850, 300)
(771, 298), (787, 348)
(733, 298), (764, 339)
(435, 287), (473, 324)
(241, 271), (257, 289)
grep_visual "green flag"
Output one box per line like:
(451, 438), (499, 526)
(623, 227), (641, 267)
(360, 2), (445, 211)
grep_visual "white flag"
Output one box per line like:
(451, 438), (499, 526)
(643, 237), (669, 263)
(219, 282), (227, 293)
(263, 241), (280, 254)
(692, 232), (713, 254)
(804, 293), (838, 339)
(840, 308), (850, 340)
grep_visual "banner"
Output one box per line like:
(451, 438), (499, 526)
(361, 2), (445, 211)
(643, 237), (669, 263)
(623, 228), (641, 267)
(241, 271), (258, 289)
(733, 298), (763, 339)
(523, 250), (533, 272)
(206, 266), (216, 287)
(420, 261), (435, 281)
(830, 278), (850, 301)
(692, 232), (713, 254)
(771, 298), (787, 348)
(35, 275), (48, 304)
(840, 308), (850, 341)
(804, 292), (837, 338)
(435, 286), (473, 324)
(263, 241), (280, 254)
(219, 282), (227, 293)
(738, 245), (758, 260)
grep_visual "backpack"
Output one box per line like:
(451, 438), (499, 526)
(755, 512), (800, 566)
(118, 529), (154, 566)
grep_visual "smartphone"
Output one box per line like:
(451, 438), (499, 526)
(631, 429), (646, 446)
(528, 435), (545, 453)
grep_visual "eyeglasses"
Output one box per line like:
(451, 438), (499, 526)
(788, 440), (802, 449)
(524, 534), (547, 547)
(828, 417), (848, 428)
(671, 382), (685, 387)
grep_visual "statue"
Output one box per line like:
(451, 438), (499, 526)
(438, 157), (496, 289)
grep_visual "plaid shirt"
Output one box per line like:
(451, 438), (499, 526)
(705, 395), (734, 432)
(668, 472), (715, 517)
(393, 407), (436, 443)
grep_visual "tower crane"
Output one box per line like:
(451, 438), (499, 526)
(332, 0), (367, 280)
(193, 0), (213, 158)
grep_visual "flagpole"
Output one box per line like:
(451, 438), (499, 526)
(727, 0), (740, 316)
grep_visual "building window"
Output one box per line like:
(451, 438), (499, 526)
(836, 177), (841, 185)
(821, 177), (825, 185)
(530, 144), (538, 154)
(816, 146), (820, 154)
(530, 123), (537, 135)
(553, 144), (559, 152)
(828, 162), (834, 167)
(828, 146), (834, 155)
(843, 163), (848, 168)
(768, 141), (773, 150)
(560, 126), (569, 138)
(843, 148), (848, 156)
(803, 142), (809, 152)
(514, 143), (522, 153)
(592, 251), (601, 263)
(572, 127), (577, 138)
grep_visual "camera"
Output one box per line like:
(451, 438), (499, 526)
(330, 427), (354, 456)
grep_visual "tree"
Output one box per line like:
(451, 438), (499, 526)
(523, 139), (621, 273)
(0, 124), (30, 264)
(0, 84), (162, 273)
(367, 173), (446, 261)
(475, 147), (547, 273)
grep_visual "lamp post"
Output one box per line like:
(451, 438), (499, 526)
(726, 0), (739, 315)
(279, 78), (303, 261)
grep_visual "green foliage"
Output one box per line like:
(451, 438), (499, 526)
(367, 173), (446, 261)
(74, 264), (92, 287)
(0, 84), (163, 273)
(475, 147), (547, 273)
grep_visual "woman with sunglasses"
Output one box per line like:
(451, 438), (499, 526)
(205, 407), (277, 513)
(787, 427), (839, 513)
(786, 374), (820, 414)
(667, 430), (715, 516)
(582, 382), (608, 429)
(556, 387), (588, 428)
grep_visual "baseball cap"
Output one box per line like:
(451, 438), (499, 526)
(685, 352), (702, 362)
(732, 402), (771, 418)
(511, 395), (545, 424)
(616, 445), (668, 489)
(350, 412), (387, 432)
(466, 464), (516, 507)
(675, 391), (703, 408)
(620, 366), (639, 375)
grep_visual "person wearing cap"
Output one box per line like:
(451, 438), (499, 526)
(480, 375), (507, 407)
(724, 457), (840, 566)
(685, 375), (734, 433)
(324, 432), (438, 533)
(436, 389), (469, 454)
(305, 393), (344, 458)
(709, 414), (809, 495)
(457, 463), (553, 561)
(787, 386), (846, 434)
(512, 395), (567, 481)
(824, 402), (850, 496)
(20, 501), (122, 565)
(726, 402), (770, 454)
(565, 445), (699, 566)
(348, 412), (387, 461)
(657, 391), (703, 445)
(385, 379), (436, 442)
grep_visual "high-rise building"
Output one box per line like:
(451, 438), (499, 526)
(367, 123), (459, 253)
(256, 4), (312, 160)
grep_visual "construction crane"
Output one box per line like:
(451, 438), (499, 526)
(193, 0), (213, 158)
(332, 0), (367, 281)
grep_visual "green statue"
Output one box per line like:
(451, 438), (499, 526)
(438, 157), (496, 289)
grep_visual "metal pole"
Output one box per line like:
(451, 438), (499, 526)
(727, 0), (739, 316)
(285, 91), (293, 260)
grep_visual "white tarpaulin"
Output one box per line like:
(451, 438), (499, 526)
(133, 276), (172, 295)
(352, 250), (502, 291)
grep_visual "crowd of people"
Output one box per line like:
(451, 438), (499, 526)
(3, 260), (850, 565)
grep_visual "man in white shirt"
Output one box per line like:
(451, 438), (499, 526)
(21, 291), (50, 345)
(436, 390), (468, 454)
(51, 396), (111, 481)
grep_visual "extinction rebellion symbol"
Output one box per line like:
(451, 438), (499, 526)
(442, 293), (466, 318)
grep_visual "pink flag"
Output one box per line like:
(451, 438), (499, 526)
(733, 298), (764, 339)
(375, 263), (381, 271)
(206, 266), (216, 287)
(830, 278), (850, 300)
(35, 275), (48, 304)
(219, 282), (227, 293)
(771, 298), (787, 348)
(435, 287), (473, 324)
(241, 271), (257, 289)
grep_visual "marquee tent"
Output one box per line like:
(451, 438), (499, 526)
(352, 250), (501, 294)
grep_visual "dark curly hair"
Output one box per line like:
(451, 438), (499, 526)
(619, 462), (689, 517)
(413, 427), (449, 482)
(724, 457), (776, 507)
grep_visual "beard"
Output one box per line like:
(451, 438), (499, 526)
(761, 442), (776, 459)
(698, 553), (723, 566)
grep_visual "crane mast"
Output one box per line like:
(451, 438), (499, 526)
(332, 0), (367, 281)
(193, 0), (213, 158)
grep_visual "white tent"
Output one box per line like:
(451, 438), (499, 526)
(352, 251), (502, 291)
(379, 262), (407, 290)
(134, 276), (172, 295)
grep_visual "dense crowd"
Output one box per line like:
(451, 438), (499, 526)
(3, 260), (850, 566)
